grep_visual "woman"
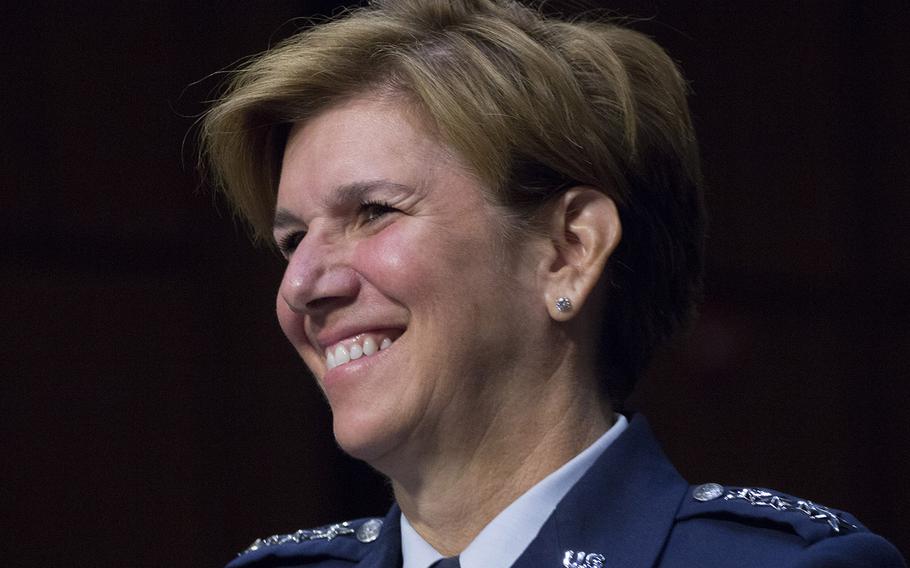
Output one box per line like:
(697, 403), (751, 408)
(201, 1), (905, 566)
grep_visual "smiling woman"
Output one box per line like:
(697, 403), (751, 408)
(273, 98), (568, 471)
(199, 1), (905, 567)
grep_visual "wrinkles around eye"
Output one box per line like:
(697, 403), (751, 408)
(276, 202), (399, 258)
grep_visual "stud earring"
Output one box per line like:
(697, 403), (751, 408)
(555, 297), (573, 313)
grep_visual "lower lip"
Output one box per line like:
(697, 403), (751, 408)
(320, 340), (397, 388)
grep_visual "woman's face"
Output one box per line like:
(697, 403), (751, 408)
(274, 97), (551, 468)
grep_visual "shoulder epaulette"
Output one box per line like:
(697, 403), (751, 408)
(677, 483), (865, 544)
(226, 518), (384, 568)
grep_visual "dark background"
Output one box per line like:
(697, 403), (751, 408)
(2, 1), (908, 566)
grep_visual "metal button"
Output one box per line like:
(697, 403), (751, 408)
(356, 518), (383, 543)
(693, 483), (725, 502)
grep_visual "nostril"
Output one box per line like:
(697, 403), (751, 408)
(282, 262), (361, 313)
(306, 295), (356, 313)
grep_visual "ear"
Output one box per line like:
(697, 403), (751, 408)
(540, 187), (622, 321)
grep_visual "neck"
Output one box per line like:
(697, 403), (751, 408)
(387, 365), (613, 556)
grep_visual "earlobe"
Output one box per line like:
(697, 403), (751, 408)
(542, 187), (622, 321)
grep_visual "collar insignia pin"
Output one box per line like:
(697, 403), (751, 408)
(563, 550), (606, 568)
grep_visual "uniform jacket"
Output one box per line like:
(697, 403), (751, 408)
(226, 415), (906, 567)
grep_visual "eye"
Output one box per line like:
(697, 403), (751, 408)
(277, 231), (306, 257)
(359, 200), (399, 224)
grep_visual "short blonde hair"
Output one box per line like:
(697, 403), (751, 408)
(200, 0), (706, 402)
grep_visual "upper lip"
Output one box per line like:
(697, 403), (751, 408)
(312, 323), (404, 352)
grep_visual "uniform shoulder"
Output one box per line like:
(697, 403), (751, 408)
(798, 530), (907, 567)
(676, 483), (867, 544)
(670, 483), (906, 567)
(225, 517), (386, 568)
(677, 484), (861, 543)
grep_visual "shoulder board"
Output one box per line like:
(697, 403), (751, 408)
(226, 517), (385, 568)
(677, 483), (865, 544)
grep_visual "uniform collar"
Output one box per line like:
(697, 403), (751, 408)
(512, 414), (690, 568)
(400, 415), (629, 568)
(362, 415), (687, 568)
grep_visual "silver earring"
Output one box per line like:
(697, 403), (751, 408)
(555, 297), (573, 313)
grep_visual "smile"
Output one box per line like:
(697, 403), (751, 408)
(324, 332), (401, 370)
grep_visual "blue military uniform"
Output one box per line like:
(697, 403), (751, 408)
(226, 416), (906, 567)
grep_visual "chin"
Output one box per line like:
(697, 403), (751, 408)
(330, 410), (404, 468)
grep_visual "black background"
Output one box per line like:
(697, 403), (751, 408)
(2, 1), (908, 566)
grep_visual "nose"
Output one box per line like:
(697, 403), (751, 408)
(278, 233), (361, 315)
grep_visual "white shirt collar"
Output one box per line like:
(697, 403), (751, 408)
(401, 414), (629, 568)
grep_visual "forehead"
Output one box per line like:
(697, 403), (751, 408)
(278, 97), (456, 203)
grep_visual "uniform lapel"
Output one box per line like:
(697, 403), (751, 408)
(512, 415), (689, 568)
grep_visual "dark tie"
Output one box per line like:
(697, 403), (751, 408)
(429, 557), (461, 568)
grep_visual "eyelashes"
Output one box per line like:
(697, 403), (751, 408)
(276, 200), (399, 258)
(359, 200), (398, 224)
(277, 231), (306, 256)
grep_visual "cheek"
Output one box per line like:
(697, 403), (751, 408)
(361, 228), (407, 271)
(353, 222), (480, 301)
(353, 224), (425, 295)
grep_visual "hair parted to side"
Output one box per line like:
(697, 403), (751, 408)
(200, 0), (706, 403)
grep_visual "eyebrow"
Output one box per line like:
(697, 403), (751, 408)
(272, 179), (415, 232)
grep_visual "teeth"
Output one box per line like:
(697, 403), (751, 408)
(325, 334), (395, 370)
(334, 344), (350, 366)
